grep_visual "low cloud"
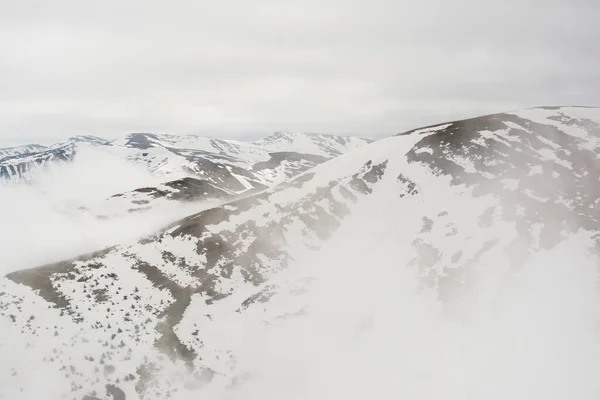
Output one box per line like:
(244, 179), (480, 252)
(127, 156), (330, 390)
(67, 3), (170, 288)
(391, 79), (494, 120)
(0, 145), (206, 274)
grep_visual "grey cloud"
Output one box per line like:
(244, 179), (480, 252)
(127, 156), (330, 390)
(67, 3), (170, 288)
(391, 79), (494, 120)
(0, 0), (598, 144)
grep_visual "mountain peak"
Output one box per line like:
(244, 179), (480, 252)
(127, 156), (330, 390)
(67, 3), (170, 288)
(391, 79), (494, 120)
(254, 131), (373, 158)
(66, 135), (110, 145)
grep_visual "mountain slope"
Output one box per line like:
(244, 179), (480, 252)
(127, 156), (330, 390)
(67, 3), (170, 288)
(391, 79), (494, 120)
(106, 131), (371, 188)
(67, 135), (111, 145)
(83, 177), (235, 219)
(1, 132), (370, 202)
(73, 132), (369, 218)
(0, 135), (110, 182)
(0, 144), (47, 159)
(2, 106), (600, 399)
(0, 136), (110, 181)
(0, 143), (76, 182)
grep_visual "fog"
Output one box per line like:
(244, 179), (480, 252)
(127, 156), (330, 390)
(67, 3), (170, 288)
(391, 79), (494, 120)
(171, 145), (600, 400)
(0, 145), (211, 275)
(180, 232), (600, 400)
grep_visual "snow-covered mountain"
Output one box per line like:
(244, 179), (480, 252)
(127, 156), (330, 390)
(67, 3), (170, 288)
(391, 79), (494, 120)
(0, 142), (77, 182)
(112, 131), (367, 159)
(0, 135), (109, 182)
(0, 132), (370, 192)
(1, 132), (372, 223)
(83, 177), (235, 219)
(106, 131), (371, 187)
(0, 144), (47, 159)
(67, 135), (112, 146)
(2, 106), (600, 399)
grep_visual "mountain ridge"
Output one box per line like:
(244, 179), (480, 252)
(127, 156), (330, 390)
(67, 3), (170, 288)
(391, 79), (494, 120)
(0, 131), (371, 184)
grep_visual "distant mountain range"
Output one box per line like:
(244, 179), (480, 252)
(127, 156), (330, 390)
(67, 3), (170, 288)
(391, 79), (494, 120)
(0, 132), (371, 205)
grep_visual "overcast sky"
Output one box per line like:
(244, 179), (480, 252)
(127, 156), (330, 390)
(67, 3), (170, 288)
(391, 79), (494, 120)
(0, 0), (598, 146)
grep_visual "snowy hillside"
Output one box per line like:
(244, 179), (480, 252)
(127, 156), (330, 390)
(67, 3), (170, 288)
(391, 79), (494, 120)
(253, 131), (370, 157)
(106, 131), (371, 188)
(0, 132), (370, 195)
(2, 106), (600, 399)
(0, 143), (77, 182)
(0, 132), (371, 278)
(67, 135), (111, 146)
(0, 136), (108, 181)
(84, 177), (235, 219)
(0, 144), (47, 159)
